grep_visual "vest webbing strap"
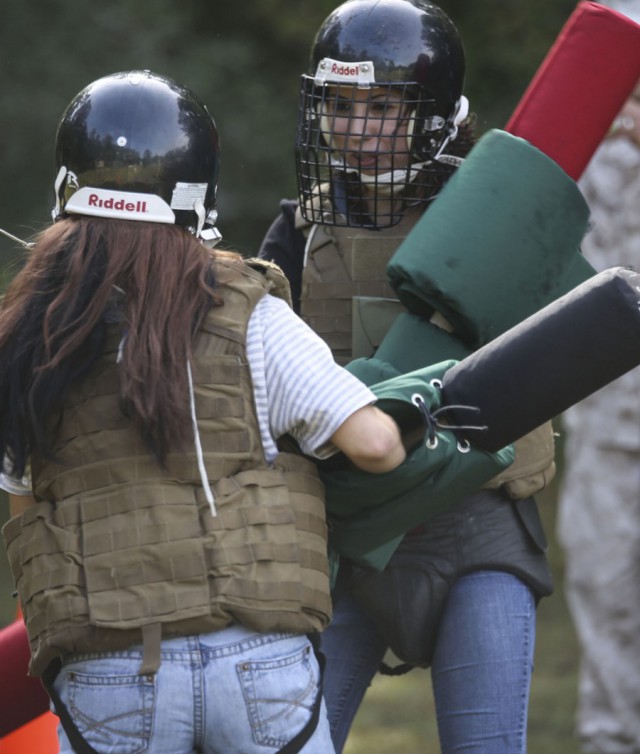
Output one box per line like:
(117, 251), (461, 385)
(140, 623), (161, 674)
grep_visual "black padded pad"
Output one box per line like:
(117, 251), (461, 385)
(441, 266), (640, 451)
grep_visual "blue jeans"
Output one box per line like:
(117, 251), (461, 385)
(321, 570), (536, 754)
(53, 624), (335, 754)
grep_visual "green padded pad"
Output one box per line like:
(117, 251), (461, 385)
(347, 314), (470, 386)
(351, 296), (405, 359)
(374, 313), (471, 373)
(387, 129), (596, 349)
(346, 356), (401, 387)
(323, 362), (515, 571)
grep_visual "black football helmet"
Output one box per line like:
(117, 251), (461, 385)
(295, 0), (467, 229)
(53, 70), (221, 240)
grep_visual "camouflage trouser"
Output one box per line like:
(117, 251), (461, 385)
(558, 441), (640, 754)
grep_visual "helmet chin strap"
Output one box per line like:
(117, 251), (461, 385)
(53, 166), (67, 220)
(52, 166), (80, 221)
(194, 198), (207, 237)
(356, 162), (431, 194)
(0, 227), (34, 249)
(433, 95), (469, 160)
(194, 200), (222, 247)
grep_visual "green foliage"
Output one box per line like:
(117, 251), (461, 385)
(439, 0), (579, 127)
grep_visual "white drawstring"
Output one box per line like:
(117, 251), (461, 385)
(186, 358), (217, 516)
(116, 334), (126, 364)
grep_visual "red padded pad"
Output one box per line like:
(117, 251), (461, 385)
(506, 1), (640, 179)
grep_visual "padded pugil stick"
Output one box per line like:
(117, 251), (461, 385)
(386, 129), (595, 349)
(0, 619), (50, 737)
(440, 267), (640, 452)
(505, 1), (640, 179)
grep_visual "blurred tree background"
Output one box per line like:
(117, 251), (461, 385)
(0, 0), (577, 265)
(0, 1), (584, 750)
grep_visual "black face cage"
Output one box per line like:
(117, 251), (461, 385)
(295, 75), (452, 229)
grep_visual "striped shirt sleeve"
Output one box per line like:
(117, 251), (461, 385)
(246, 294), (375, 462)
(0, 459), (31, 496)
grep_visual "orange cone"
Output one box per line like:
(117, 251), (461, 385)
(0, 712), (58, 753)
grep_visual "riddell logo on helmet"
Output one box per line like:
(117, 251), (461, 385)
(331, 63), (361, 77)
(88, 194), (148, 213)
(64, 187), (176, 224)
(314, 58), (376, 85)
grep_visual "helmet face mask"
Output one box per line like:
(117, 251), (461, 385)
(53, 70), (221, 240)
(295, 0), (466, 229)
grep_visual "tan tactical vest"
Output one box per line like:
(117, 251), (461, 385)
(297, 213), (556, 499)
(3, 259), (331, 677)
(299, 209), (422, 366)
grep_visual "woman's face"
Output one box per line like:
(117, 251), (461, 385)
(320, 85), (413, 174)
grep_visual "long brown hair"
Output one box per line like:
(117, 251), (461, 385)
(0, 216), (240, 474)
